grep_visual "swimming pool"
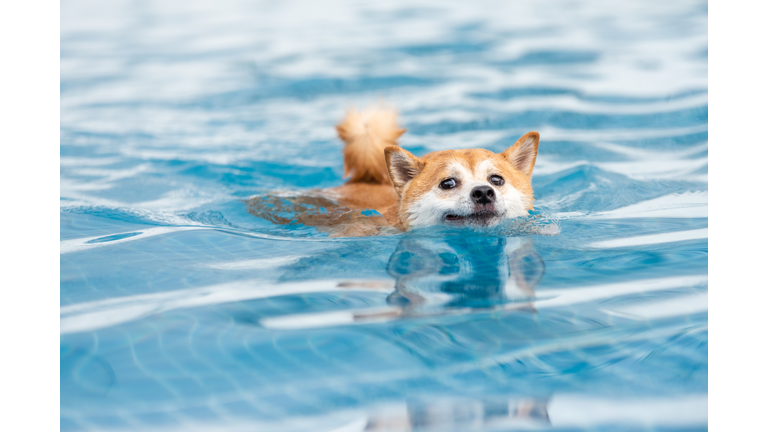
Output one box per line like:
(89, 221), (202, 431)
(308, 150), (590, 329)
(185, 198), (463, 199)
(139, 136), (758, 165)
(61, 0), (708, 430)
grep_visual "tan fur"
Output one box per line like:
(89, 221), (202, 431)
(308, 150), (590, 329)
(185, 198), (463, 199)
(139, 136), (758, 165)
(335, 107), (406, 184)
(248, 108), (540, 236)
(328, 182), (400, 225)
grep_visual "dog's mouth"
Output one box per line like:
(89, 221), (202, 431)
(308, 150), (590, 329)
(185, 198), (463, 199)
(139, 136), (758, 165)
(444, 210), (499, 224)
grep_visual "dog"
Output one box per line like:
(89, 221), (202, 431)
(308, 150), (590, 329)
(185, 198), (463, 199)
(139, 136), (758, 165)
(248, 107), (540, 236)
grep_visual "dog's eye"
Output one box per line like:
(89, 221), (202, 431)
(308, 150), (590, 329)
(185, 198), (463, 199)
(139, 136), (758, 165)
(439, 178), (457, 190)
(489, 175), (504, 186)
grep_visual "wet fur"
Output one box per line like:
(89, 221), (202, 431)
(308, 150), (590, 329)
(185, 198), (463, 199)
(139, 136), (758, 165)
(249, 107), (540, 236)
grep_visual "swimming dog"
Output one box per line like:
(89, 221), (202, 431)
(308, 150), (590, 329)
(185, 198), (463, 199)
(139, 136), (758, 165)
(248, 107), (540, 236)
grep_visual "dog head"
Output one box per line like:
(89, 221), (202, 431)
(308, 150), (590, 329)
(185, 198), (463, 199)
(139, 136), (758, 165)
(384, 132), (540, 230)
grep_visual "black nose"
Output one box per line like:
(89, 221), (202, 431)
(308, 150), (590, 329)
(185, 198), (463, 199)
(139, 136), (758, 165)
(471, 185), (495, 204)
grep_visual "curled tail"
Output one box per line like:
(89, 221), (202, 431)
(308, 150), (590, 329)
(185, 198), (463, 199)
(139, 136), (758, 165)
(336, 107), (406, 184)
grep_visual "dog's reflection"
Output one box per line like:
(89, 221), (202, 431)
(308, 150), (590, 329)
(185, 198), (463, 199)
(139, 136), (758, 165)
(363, 397), (550, 431)
(340, 236), (545, 323)
(384, 236), (544, 310)
(261, 236), (545, 328)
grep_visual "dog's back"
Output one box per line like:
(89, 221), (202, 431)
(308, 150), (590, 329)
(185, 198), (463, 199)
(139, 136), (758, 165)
(247, 107), (405, 236)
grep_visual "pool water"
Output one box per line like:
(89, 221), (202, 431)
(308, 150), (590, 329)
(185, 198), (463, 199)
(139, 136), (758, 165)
(60, 0), (708, 430)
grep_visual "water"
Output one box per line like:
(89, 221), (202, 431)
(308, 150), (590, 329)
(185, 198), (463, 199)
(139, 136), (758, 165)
(60, 0), (708, 430)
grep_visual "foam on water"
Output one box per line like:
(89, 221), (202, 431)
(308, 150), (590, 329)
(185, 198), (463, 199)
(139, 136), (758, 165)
(61, 0), (707, 430)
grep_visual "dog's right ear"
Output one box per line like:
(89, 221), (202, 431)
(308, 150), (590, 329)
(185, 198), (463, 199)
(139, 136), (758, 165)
(384, 146), (423, 196)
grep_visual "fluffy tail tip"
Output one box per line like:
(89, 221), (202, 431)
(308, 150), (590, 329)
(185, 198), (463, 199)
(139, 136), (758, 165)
(336, 107), (406, 184)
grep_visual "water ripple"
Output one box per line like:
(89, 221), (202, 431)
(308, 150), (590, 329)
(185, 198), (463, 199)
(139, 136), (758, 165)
(61, 0), (707, 430)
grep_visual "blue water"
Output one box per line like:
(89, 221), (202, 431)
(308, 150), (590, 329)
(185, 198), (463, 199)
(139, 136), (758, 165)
(61, 1), (708, 430)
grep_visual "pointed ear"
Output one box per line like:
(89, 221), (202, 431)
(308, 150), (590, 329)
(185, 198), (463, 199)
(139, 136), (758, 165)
(501, 131), (539, 177)
(384, 146), (423, 195)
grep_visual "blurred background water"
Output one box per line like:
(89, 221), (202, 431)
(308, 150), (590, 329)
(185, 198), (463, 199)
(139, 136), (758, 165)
(60, 0), (708, 430)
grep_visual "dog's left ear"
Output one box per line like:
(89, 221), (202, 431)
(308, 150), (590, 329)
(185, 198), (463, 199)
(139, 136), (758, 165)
(501, 132), (539, 177)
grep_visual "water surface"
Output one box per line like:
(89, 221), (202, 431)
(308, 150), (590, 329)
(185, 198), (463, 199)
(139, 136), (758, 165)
(61, 1), (708, 430)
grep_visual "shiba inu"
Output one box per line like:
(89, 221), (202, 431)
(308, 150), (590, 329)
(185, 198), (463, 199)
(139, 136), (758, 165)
(249, 107), (540, 236)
